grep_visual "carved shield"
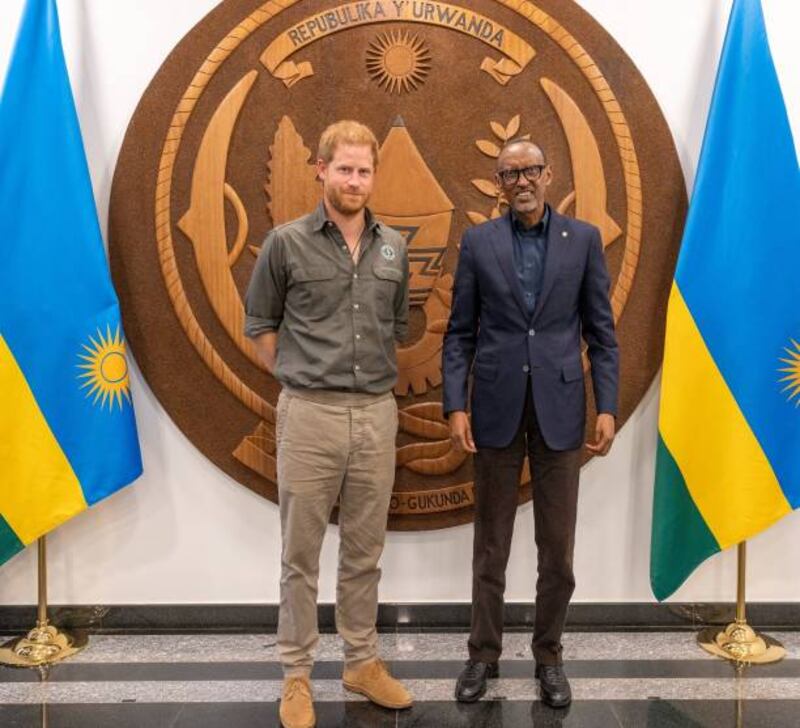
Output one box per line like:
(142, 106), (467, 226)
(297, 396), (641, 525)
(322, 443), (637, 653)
(109, 0), (687, 529)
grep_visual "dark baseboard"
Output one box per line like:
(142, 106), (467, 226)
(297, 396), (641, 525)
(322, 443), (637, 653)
(0, 602), (798, 634)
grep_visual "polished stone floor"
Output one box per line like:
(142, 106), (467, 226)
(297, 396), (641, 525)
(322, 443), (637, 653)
(1, 631), (799, 726)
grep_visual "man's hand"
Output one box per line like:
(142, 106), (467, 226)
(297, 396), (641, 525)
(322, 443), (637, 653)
(449, 411), (477, 453)
(252, 331), (278, 374)
(585, 413), (615, 456)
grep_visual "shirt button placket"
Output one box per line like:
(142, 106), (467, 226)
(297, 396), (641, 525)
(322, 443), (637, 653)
(352, 283), (360, 381)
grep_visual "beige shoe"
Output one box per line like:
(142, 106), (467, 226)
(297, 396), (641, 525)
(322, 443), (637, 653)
(279, 675), (315, 728)
(342, 658), (413, 709)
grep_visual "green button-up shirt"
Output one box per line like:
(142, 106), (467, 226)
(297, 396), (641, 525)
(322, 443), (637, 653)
(244, 203), (409, 394)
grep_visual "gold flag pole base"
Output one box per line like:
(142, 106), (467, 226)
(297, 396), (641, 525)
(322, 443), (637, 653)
(0, 536), (88, 668)
(0, 624), (87, 668)
(697, 542), (786, 665)
(697, 623), (785, 665)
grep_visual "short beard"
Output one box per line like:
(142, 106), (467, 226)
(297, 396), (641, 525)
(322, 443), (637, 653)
(327, 187), (367, 217)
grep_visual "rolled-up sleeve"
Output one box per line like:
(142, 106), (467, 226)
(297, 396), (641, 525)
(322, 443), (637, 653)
(244, 231), (286, 338)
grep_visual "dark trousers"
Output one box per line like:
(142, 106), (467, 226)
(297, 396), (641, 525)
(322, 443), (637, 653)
(468, 392), (581, 666)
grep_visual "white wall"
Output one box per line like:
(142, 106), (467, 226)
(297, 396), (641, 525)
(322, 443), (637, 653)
(1, 0), (798, 606)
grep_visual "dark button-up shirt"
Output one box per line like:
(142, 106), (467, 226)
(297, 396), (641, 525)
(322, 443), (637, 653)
(512, 204), (550, 317)
(244, 203), (409, 394)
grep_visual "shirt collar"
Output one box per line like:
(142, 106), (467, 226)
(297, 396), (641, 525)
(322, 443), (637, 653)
(311, 201), (380, 233)
(512, 204), (550, 236)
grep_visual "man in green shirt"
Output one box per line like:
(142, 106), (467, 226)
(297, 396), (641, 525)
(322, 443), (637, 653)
(245, 120), (411, 728)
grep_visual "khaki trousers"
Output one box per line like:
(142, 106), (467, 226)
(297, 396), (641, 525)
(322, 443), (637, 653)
(275, 388), (397, 676)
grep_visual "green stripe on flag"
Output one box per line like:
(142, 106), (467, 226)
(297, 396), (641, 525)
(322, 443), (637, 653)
(651, 435), (720, 601)
(0, 514), (25, 567)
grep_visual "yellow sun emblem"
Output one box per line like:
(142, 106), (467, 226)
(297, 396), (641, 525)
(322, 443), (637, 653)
(366, 31), (431, 94)
(779, 339), (800, 406)
(77, 325), (132, 410)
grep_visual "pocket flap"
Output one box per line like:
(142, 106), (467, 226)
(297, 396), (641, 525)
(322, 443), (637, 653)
(373, 265), (403, 282)
(562, 361), (584, 382)
(294, 265), (336, 282)
(473, 361), (497, 380)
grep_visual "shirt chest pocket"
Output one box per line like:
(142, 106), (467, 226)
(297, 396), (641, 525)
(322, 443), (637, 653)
(372, 264), (402, 319)
(290, 264), (339, 320)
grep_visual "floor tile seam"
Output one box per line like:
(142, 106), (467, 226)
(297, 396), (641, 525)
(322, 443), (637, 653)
(3, 677), (800, 687)
(5, 657), (797, 666)
(8, 633), (799, 640)
(24, 632), (800, 638)
(57, 653), (747, 663)
(1, 696), (799, 704)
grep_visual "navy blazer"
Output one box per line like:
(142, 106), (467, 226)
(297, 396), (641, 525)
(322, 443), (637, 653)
(442, 210), (619, 451)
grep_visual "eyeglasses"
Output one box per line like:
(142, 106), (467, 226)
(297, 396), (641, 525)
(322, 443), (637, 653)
(497, 164), (546, 187)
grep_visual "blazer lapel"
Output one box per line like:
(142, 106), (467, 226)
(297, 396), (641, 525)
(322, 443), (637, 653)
(533, 211), (570, 322)
(490, 213), (528, 317)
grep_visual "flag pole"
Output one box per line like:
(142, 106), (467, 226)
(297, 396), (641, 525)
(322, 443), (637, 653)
(0, 536), (88, 667)
(697, 541), (785, 664)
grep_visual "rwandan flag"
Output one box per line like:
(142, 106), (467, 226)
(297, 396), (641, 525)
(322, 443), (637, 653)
(0, 0), (142, 567)
(651, 0), (800, 601)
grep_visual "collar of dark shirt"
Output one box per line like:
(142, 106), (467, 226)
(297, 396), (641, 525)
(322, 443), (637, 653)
(311, 201), (380, 234)
(511, 203), (551, 237)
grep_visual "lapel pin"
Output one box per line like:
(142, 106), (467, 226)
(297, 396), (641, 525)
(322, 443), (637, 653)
(562, 231), (568, 238)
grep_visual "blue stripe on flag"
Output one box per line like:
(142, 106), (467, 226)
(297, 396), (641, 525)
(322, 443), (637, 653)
(674, 0), (800, 506)
(0, 0), (142, 505)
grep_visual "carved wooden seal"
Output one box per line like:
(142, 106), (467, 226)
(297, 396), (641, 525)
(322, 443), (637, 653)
(109, 0), (686, 530)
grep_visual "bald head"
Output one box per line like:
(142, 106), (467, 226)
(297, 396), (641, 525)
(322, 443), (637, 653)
(496, 139), (547, 170)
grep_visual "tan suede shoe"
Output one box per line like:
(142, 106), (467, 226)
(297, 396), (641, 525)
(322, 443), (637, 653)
(279, 675), (315, 728)
(342, 658), (413, 709)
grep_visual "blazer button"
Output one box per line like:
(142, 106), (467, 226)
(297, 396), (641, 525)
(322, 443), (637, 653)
(523, 365), (530, 373)
(528, 329), (535, 336)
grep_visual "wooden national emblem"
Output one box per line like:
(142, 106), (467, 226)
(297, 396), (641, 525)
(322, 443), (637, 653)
(109, 0), (687, 530)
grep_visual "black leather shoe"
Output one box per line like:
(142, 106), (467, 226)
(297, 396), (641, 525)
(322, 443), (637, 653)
(535, 664), (572, 708)
(455, 660), (499, 703)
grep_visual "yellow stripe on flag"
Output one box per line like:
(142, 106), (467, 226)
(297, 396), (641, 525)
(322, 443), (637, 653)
(659, 285), (791, 548)
(0, 335), (87, 544)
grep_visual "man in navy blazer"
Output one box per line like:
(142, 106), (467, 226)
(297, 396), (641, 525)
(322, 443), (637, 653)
(443, 139), (619, 708)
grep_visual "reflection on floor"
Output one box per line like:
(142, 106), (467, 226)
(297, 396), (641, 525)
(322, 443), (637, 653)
(1, 632), (799, 727)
